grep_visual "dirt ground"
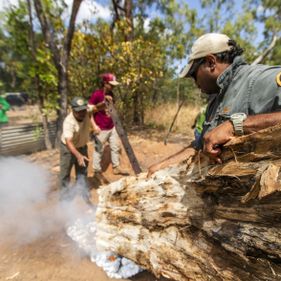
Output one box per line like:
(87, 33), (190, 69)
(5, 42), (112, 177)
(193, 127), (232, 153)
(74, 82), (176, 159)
(0, 129), (191, 281)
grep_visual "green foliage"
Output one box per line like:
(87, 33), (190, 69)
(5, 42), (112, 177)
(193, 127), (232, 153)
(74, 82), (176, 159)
(250, 0), (281, 64)
(69, 19), (167, 124)
(0, 0), (58, 116)
(0, 0), (280, 127)
(1, 1), (30, 91)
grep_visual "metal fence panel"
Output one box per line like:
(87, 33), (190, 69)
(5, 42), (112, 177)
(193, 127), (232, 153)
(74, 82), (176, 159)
(0, 122), (57, 156)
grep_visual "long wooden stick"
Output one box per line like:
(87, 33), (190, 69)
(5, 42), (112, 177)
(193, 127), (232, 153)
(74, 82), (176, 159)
(164, 100), (185, 145)
(106, 100), (142, 175)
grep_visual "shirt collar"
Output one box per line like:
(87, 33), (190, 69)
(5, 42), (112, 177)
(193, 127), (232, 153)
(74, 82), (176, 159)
(217, 56), (247, 90)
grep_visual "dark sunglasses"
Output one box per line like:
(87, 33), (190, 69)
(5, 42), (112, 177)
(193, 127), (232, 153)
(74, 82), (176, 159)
(188, 58), (205, 80)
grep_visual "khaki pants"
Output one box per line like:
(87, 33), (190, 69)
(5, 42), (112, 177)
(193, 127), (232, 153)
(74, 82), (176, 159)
(60, 142), (89, 199)
(92, 127), (120, 172)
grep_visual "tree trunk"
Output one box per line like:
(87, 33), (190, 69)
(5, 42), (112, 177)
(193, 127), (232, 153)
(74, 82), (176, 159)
(56, 61), (68, 144)
(33, 0), (82, 144)
(96, 124), (281, 281)
(41, 113), (52, 149)
(27, 0), (52, 150)
(132, 92), (141, 125)
(124, 0), (133, 41)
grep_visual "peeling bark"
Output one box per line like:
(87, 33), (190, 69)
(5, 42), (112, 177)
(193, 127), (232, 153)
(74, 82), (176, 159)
(96, 124), (281, 281)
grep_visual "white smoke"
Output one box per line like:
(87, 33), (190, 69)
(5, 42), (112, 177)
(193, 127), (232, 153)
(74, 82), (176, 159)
(0, 156), (142, 279)
(0, 156), (94, 245)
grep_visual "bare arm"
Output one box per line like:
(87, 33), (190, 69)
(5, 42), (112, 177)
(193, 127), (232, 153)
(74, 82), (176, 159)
(90, 114), (101, 134)
(89, 95), (113, 112)
(203, 112), (281, 162)
(244, 112), (281, 134)
(87, 104), (98, 113)
(65, 138), (89, 167)
(147, 146), (196, 177)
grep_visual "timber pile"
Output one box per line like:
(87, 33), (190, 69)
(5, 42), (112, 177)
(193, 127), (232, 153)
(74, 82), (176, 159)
(96, 124), (281, 281)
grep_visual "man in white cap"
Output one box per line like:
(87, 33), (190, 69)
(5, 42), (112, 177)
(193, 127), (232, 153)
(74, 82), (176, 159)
(147, 33), (281, 176)
(88, 73), (128, 183)
(180, 33), (281, 163)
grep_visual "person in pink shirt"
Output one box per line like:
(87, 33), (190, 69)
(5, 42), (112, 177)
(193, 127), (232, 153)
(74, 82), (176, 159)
(88, 73), (128, 181)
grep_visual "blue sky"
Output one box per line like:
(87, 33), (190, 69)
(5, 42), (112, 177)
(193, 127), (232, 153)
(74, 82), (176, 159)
(0, 0), (265, 43)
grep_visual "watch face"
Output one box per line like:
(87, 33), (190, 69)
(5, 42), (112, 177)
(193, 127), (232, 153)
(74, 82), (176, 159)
(230, 113), (247, 136)
(231, 113), (247, 120)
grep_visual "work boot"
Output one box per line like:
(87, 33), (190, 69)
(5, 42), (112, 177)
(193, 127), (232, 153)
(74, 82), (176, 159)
(93, 171), (109, 186)
(112, 166), (129, 176)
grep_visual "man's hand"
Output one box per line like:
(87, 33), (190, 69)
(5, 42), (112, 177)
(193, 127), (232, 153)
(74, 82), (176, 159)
(93, 125), (101, 134)
(87, 104), (98, 113)
(77, 153), (89, 167)
(105, 95), (113, 103)
(203, 120), (234, 163)
(65, 138), (89, 167)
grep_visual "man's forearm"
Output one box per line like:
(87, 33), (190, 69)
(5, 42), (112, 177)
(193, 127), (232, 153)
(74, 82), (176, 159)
(244, 112), (281, 134)
(87, 104), (98, 113)
(203, 111), (281, 162)
(65, 139), (81, 158)
(95, 101), (106, 111)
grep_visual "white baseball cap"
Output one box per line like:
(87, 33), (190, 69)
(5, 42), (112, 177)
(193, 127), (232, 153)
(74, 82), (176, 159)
(179, 33), (232, 78)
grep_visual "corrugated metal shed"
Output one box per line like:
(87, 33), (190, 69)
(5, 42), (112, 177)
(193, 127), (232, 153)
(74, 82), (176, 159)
(0, 122), (57, 156)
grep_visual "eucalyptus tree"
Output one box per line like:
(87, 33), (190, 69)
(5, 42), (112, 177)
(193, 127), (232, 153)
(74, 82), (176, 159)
(32, 0), (83, 139)
(105, 0), (202, 125)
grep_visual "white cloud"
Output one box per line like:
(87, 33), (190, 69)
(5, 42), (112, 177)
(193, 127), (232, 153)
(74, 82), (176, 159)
(143, 17), (151, 31)
(66, 0), (112, 23)
(0, 0), (111, 23)
(256, 5), (264, 16)
(0, 0), (19, 11)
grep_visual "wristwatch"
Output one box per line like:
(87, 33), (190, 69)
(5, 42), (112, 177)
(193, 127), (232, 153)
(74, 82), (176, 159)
(230, 113), (247, 136)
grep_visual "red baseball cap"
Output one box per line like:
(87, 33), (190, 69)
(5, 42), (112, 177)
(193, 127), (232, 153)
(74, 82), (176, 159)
(101, 73), (120, 86)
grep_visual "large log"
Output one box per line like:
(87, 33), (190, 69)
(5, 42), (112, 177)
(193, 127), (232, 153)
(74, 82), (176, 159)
(96, 124), (281, 281)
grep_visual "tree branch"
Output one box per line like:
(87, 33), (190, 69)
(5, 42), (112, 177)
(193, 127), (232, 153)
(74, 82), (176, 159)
(64, 0), (83, 59)
(251, 35), (278, 65)
(33, 0), (60, 68)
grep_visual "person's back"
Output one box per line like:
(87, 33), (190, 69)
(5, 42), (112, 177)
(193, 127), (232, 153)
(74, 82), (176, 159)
(0, 96), (10, 126)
